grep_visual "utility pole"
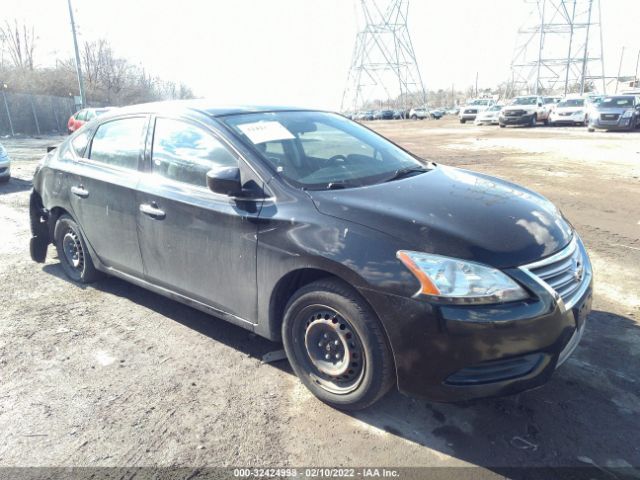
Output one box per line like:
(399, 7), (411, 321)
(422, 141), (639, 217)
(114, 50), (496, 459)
(635, 49), (640, 87)
(475, 72), (479, 97)
(615, 46), (625, 93)
(67, 0), (85, 109)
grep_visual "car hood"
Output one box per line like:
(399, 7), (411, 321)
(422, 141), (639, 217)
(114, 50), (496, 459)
(502, 105), (537, 112)
(309, 166), (573, 269)
(478, 110), (499, 117)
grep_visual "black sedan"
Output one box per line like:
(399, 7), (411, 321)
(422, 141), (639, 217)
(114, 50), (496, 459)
(29, 102), (593, 410)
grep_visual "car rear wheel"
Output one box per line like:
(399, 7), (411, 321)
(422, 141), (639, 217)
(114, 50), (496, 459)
(529, 114), (537, 127)
(54, 214), (101, 283)
(460, 119), (466, 124)
(282, 279), (395, 411)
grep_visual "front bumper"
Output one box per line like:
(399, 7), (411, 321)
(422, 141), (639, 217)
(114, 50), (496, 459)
(499, 113), (535, 125)
(590, 117), (634, 130)
(460, 112), (478, 120)
(0, 159), (10, 178)
(364, 241), (593, 402)
(475, 117), (499, 125)
(550, 112), (586, 124)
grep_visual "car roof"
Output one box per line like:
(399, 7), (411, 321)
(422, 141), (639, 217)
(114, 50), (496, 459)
(102, 100), (311, 119)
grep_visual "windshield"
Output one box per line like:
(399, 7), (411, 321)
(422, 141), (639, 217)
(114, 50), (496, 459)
(512, 97), (538, 106)
(558, 99), (585, 108)
(221, 111), (427, 190)
(469, 100), (490, 106)
(487, 105), (502, 112)
(598, 97), (634, 109)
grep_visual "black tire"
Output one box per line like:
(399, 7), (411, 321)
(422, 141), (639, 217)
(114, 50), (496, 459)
(543, 118), (549, 126)
(499, 123), (506, 128)
(282, 279), (395, 411)
(588, 127), (595, 133)
(460, 119), (466, 124)
(411, 115), (418, 120)
(529, 114), (537, 127)
(54, 214), (101, 283)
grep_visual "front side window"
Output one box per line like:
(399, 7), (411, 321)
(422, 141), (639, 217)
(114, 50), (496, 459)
(89, 117), (146, 170)
(222, 111), (427, 190)
(151, 118), (237, 188)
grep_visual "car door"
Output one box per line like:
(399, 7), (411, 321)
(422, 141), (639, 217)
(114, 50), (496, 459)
(71, 115), (147, 276)
(135, 116), (261, 322)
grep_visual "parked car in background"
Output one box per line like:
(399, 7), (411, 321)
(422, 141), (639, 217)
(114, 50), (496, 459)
(447, 107), (460, 115)
(588, 95), (640, 132)
(28, 102), (593, 410)
(67, 107), (113, 134)
(409, 107), (429, 120)
(373, 110), (395, 120)
(392, 110), (407, 120)
(459, 99), (495, 123)
(474, 104), (503, 125)
(549, 98), (588, 126)
(355, 111), (374, 121)
(499, 95), (550, 127)
(429, 109), (444, 120)
(0, 142), (10, 183)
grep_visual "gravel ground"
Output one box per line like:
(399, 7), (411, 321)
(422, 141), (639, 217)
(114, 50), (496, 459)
(0, 120), (639, 477)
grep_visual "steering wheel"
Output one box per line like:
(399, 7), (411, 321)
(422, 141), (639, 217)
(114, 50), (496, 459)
(327, 154), (348, 166)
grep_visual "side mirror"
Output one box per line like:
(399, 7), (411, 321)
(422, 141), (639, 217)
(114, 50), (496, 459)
(206, 166), (242, 196)
(538, 102), (543, 107)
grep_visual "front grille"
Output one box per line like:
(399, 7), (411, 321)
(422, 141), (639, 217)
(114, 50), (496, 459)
(520, 237), (590, 310)
(464, 109), (478, 114)
(505, 110), (525, 117)
(600, 113), (620, 121)
(559, 112), (572, 116)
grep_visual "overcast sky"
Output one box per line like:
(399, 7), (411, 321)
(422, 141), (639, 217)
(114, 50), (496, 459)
(5, 0), (640, 108)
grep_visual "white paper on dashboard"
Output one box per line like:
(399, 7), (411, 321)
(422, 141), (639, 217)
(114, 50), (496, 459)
(237, 121), (295, 144)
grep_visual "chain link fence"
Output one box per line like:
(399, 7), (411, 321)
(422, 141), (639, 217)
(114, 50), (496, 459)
(0, 92), (77, 137)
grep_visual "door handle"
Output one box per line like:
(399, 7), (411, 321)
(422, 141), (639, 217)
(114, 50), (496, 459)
(139, 203), (166, 220)
(71, 185), (89, 198)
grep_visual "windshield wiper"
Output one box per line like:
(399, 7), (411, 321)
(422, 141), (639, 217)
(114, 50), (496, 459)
(384, 166), (429, 183)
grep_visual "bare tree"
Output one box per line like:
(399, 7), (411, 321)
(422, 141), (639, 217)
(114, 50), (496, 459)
(0, 19), (36, 70)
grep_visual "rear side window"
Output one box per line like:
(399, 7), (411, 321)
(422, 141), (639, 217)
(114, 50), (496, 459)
(151, 118), (237, 188)
(89, 117), (147, 170)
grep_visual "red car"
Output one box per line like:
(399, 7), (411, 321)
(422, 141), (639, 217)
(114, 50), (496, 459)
(67, 108), (113, 134)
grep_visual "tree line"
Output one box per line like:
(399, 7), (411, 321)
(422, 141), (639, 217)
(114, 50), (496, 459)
(0, 19), (195, 106)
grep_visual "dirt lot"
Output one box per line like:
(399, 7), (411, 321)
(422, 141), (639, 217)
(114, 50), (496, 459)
(1, 119), (639, 476)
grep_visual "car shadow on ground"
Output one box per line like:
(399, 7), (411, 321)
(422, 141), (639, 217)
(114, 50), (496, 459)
(0, 177), (32, 195)
(43, 263), (640, 477)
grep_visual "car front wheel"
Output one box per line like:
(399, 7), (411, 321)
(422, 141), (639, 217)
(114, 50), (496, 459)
(282, 279), (395, 411)
(54, 214), (101, 283)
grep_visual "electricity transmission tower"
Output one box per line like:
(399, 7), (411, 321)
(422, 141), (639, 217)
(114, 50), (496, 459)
(510, 0), (606, 96)
(341, 0), (426, 113)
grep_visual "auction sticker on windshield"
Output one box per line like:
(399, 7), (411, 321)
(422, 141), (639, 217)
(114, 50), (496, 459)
(238, 121), (295, 144)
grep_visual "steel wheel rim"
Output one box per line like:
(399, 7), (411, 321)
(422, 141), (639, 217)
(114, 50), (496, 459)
(62, 228), (84, 271)
(295, 305), (365, 395)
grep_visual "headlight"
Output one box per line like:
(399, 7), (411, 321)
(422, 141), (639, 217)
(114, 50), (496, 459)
(622, 110), (633, 118)
(397, 251), (528, 304)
